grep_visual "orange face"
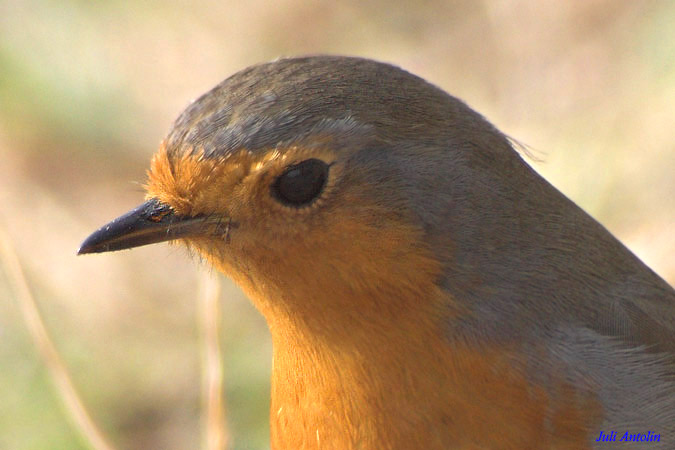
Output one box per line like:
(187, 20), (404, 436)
(145, 140), (447, 341)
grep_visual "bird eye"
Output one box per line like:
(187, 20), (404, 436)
(272, 159), (329, 206)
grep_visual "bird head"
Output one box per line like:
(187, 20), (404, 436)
(79, 56), (538, 342)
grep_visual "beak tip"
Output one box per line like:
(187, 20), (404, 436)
(78, 223), (120, 255)
(76, 245), (91, 255)
(77, 238), (103, 255)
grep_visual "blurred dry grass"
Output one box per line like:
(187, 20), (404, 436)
(0, 226), (116, 450)
(0, 1), (673, 449)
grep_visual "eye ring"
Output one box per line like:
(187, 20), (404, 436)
(271, 159), (330, 207)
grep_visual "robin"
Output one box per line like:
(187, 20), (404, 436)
(79, 56), (674, 449)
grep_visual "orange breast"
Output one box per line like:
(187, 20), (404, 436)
(267, 314), (603, 450)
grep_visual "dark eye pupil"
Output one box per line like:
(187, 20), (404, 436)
(272, 159), (329, 206)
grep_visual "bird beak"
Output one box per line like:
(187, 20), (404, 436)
(78, 198), (213, 255)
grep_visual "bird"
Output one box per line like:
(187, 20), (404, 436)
(79, 56), (674, 449)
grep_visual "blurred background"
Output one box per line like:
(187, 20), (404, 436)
(1, 1), (673, 449)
